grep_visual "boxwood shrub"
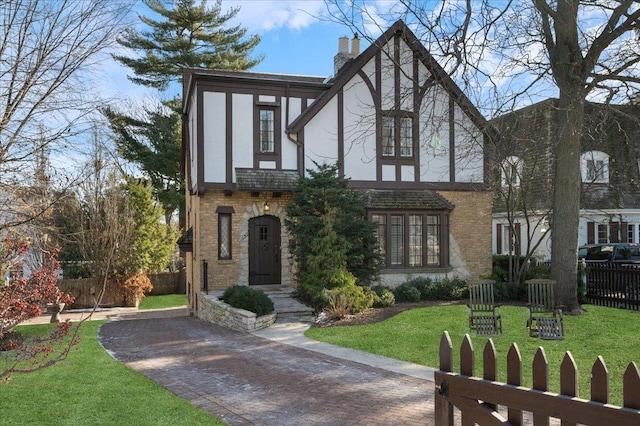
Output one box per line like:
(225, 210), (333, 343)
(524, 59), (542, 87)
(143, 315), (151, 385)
(221, 286), (274, 316)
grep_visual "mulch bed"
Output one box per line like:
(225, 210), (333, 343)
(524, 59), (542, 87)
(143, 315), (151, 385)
(310, 300), (466, 328)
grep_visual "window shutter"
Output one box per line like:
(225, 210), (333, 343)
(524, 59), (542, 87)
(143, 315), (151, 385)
(610, 222), (620, 243)
(496, 224), (502, 254)
(515, 223), (521, 256)
(587, 222), (595, 244)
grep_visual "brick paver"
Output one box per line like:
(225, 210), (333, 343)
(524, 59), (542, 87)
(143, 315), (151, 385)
(99, 312), (436, 425)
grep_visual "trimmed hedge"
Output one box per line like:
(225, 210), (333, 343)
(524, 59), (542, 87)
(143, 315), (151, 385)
(221, 286), (274, 316)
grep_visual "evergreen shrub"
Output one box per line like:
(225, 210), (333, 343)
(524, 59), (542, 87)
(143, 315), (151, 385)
(327, 282), (374, 314)
(221, 286), (274, 316)
(392, 283), (421, 302)
(371, 285), (395, 307)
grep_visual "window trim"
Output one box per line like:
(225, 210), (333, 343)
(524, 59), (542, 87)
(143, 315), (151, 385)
(501, 156), (522, 187)
(379, 110), (415, 160)
(581, 150), (609, 183)
(253, 97), (282, 169)
(216, 206), (235, 260)
(370, 210), (449, 269)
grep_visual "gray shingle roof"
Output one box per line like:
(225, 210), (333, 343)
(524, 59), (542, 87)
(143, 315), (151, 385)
(235, 168), (299, 191)
(364, 190), (455, 210)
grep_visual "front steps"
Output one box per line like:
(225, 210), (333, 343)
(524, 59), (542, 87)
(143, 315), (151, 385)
(263, 287), (315, 323)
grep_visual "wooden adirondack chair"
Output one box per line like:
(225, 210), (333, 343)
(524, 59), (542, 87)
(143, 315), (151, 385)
(467, 279), (502, 336)
(526, 279), (564, 340)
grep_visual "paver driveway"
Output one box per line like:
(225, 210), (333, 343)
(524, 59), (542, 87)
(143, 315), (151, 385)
(99, 311), (436, 425)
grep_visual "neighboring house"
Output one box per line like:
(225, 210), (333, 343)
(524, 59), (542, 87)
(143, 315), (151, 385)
(490, 98), (640, 260)
(180, 20), (493, 316)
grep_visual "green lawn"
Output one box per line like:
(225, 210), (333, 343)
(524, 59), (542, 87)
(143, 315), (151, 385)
(0, 321), (224, 426)
(139, 294), (187, 310)
(306, 304), (640, 406)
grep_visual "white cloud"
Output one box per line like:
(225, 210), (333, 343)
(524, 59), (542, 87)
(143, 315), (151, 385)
(221, 0), (328, 32)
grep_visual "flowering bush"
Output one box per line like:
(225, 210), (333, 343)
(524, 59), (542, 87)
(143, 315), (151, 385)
(0, 237), (79, 382)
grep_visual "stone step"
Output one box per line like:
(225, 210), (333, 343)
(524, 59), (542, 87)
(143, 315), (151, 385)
(264, 288), (315, 323)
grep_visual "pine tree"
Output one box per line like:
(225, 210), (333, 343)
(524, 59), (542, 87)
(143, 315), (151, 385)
(103, 100), (182, 226)
(113, 0), (262, 90)
(285, 162), (381, 305)
(108, 0), (262, 225)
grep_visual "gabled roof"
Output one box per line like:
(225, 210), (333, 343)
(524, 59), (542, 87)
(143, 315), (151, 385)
(287, 19), (489, 135)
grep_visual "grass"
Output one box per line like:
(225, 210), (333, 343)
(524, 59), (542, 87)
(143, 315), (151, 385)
(0, 321), (224, 426)
(139, 294), (187, 310)
(306, 304), (640, 406)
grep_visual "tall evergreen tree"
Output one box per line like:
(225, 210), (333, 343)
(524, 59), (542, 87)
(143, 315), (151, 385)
(103, 100), (182, 226)
(113, 0), (262, 90)
(108, 0), (262, 225)
(285, 162), (381, 300)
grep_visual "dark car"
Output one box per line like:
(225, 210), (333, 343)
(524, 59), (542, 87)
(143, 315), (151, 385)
(579, 243), (640, 263)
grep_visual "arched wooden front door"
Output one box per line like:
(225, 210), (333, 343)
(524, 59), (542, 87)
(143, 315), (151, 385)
(248, 215), (281, 285)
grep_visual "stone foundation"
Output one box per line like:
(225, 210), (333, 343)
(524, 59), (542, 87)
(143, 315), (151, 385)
(197, 292), (276, 332)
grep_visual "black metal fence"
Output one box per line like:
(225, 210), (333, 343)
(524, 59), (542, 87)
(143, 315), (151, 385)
(585, 263), (640, 310)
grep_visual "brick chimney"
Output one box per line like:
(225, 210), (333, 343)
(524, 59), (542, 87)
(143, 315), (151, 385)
(334, 34), (360, 75)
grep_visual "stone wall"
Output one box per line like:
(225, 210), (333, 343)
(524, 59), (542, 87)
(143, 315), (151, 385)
(194, 190), (294, 291)
(440, 189), (493, 279)
(197, 292), (276, 332)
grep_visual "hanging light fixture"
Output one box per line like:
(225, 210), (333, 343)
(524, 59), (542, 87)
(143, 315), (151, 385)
(264, 200), (270, 212)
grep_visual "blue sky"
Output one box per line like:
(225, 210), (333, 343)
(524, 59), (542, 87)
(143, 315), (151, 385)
(227, 0), (365, 77)
(101, 1), (386, 102)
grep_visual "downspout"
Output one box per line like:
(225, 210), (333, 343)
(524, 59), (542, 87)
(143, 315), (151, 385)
(284, 83), (304, 175)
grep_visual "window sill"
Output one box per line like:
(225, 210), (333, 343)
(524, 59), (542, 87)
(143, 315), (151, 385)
(380, 265), (452, 274)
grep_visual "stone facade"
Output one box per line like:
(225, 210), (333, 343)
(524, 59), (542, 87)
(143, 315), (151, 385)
(197, 292), (276, 332)
(186, 189), (295, 316)
(441, 190), (493, 279)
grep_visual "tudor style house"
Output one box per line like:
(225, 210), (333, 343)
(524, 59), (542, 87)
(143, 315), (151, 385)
(491, 99), (640, 260)
(181, 20), (493, 316)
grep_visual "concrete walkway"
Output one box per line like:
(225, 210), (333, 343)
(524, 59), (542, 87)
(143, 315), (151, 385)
(96, 308), (439, 425)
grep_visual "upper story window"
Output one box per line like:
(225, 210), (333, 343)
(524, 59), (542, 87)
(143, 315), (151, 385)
(380, 112), (414, 159)
(259, 109), (275, 153)
(581, 150), (608, 183)
(501, 156), (522, 187)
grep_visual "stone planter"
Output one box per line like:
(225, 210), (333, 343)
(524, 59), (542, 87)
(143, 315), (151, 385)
(197, 292), (276, 332)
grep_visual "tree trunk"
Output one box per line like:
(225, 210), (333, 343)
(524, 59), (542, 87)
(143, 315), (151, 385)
(550, 93), (583, 311)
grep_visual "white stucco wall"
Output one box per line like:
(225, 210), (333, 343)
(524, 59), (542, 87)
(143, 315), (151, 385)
(231, 93), (253, 182)
(203, 91), (226, 183)
(343, 73), (377, 181)
(418, 85), (450, 182)
(304, 96), (339, 170)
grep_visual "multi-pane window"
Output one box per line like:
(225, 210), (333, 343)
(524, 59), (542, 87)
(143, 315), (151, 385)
(426, 215), (440, 265)
(586, 159), (604, 181)
(408, 215), (423, 266)
(597, 223), (608, 243)
(381, 116), (394, 156)
(218, 213), (232, 259)
(380, 113), (413, 158)
(399, 117), (413, 157)
(372, 214), (387, 258)
(581, 151), (608, 183)
(501, 156), (521, 187)
(390, 215), (404, 265)
(259, 109), (275, 153)
(372, 211), (446, 268)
